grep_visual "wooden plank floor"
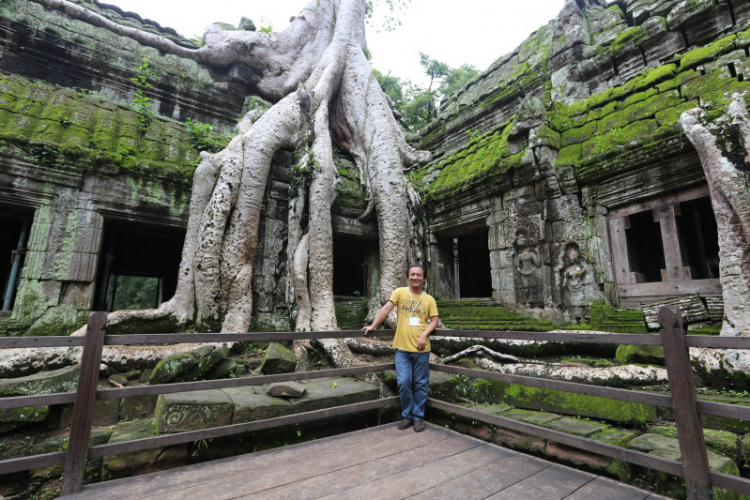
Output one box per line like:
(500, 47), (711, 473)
(61, 423), (670, 500)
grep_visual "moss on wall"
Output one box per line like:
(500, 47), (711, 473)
(0, 72), (231, 182)
(412, 24), (750, 205)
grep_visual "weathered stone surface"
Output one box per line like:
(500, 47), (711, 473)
(615, 344), (665, 365)
(267, 381), (307, 398)
(502, 409), (560, 425)
(102, 419), (187, 480)
(258, 343), (297, 375)
(155, 389), (234, 433)
(0, 404), (50, 432)
(629, 432), (738, 474)
(206, 359), (238, 379)
(592, 428), (639, 446)
(0, 365), (79, 395)
(223, 386), (291, 423)
(290, 378), (379, 414)
(121, 395), (158, 421)
(546, 417), (608, 437)
(60, 397), (120, 428)
(642, 295), (710, 329)
(148, 352), (198, 385)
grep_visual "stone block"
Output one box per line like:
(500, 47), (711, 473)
(0, 365), (79, 395)
(0, 404), (50, 433)
(545, 417), (608, 437)
(121, 395), (158, 421)
(60, 397), (119, 428)
(59, 281), (94, 309)
(155, 389), (234, 433)
(629, 432), (739, 475)
(592, 428), (639, 446)
(259, 343), (297, 375)
(149, 352), (198, 384)
(289, 378), (379, 414)
(503, 409), (560, 426)
(223, 386), (292, 423)
(102, 419), (186, 480)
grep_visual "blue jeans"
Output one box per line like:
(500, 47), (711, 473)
(395, 349), (430, 421)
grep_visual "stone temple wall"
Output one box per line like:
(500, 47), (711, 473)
(413, 0), (750, 324)
(0, 0), (747, 333)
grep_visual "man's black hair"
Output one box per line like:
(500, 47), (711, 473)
(407, 264), (426, 277)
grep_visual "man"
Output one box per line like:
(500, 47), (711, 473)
(363, 265), (439, 432)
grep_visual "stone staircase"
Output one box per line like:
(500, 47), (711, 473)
(437, 298), (556, 331)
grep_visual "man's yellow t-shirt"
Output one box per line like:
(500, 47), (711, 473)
(388, 287), (438, 352)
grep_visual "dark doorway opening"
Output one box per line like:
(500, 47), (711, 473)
(626, 210), (665, 282)
(457, 230), (492, 298)
(0, 206), (33, 313)
(333, 237), (372, 297)
(676, 196), (720, 279)
(93, 221), (185, 311)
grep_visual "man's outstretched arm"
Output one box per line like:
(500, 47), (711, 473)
(362, 301), (395, 335)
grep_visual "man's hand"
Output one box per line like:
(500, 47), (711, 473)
(416, 333), (428, 351)
(362, 325), (376, 336)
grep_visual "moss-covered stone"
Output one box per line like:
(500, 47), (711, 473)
(259, 342), (297, 375)
(460, 378), (660, 425)
(0, 365), (79, 395)
(650, 425), (739, 457)
(588, 300), (647, 333)
(679, 33), (738, 70)
(436, 299), (556, 331)
(0, 71), (232, 183)
(148, 352), (198, 384)
(615, 345), (665, 365)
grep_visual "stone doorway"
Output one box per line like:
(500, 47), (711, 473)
(333, 236), (374, 298)
(93, 221), (185, 311)
(457, 230), (493, 298)
(0, 206), (33, 314)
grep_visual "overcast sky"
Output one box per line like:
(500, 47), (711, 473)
(106, 0), (567, 87)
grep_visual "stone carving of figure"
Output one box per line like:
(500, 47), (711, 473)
(562, 243), (586, 291)
(515, 235), (540, 276)
(512, 230), (542, 307)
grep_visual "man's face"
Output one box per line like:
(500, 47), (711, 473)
(408, 267), (425, 289)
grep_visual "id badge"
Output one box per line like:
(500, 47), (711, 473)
(409, 317), (420, 326)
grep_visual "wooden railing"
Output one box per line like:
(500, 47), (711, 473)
(1, 307), (749, 499)
(0, 313), (400, 495)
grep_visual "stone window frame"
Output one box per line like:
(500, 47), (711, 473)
(608, 185), (722, 304)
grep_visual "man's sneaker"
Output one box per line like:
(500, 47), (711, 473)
(397, 419), (413, 430)
(413, 420), (426, 432)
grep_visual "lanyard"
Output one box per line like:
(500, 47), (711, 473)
(409, 291), (423, 314)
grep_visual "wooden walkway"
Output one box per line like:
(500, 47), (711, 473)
(61, 423), (669, 500)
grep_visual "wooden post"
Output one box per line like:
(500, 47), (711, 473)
(61, 311), (107, 496)
(659, 306), (712, 500)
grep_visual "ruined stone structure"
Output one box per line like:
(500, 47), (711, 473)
(1, 0), (749, 335)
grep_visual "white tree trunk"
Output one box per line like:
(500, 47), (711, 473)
(680, 94), (750, 337)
